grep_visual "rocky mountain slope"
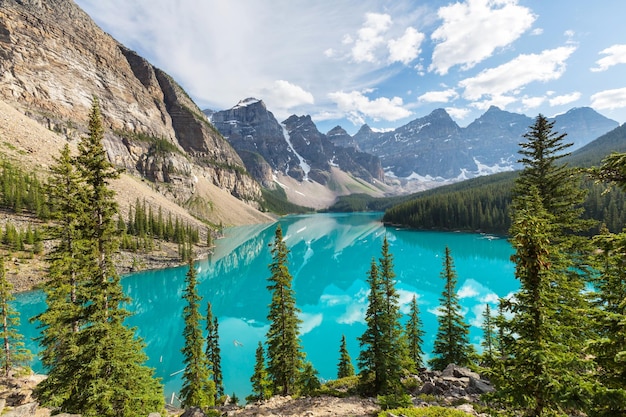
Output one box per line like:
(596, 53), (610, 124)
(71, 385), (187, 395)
(0, 0), (271, 226)
(208, 99), (384, 185)
(349, 106), (618, 180)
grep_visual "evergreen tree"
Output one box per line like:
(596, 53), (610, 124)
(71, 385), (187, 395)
(35, 99), (163, 416)
(249, 341), (271, 402)
(206, 301), (224, 401)
(265, 225), (304, 396)
(180, 257), (214, 408)
(0, 257), (31, 377)
(298, 361), (321, 396)
(358, 237), (406, 394)
(405, 295), (425, 370)
(337, 334), (354, 379)
(430, 246), (471, 370)
(480, 304), (496, 365)
(495, 187), (592, 416)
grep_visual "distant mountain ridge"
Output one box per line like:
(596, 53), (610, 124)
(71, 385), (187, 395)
(350, 106), (618, 180)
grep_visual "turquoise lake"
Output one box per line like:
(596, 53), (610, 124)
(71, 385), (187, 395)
(13, 212), (517, 403)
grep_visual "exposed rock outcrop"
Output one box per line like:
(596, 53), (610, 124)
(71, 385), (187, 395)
(0, 0), (263, 220)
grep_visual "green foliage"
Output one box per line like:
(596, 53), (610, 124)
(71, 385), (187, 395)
(206, 302), (224, 401)
(429, 247), (471, 371)
(358, 237), (408, 395)
(0, 257), (31, 377)
(480, 304), (496, 366)
(377, 406), (473, 417)
(337, 334), (355, 379)
(265, 225), (304, 396)
(377, 393), (413, 410)
(180, 258), (215, 408)
(35, 99), (164, 416)
(0, 159), (48, 217)
(317, 375), (360, 398)
(405, 295), (425, 370)
(298, 361), (321, 396)
(248, 341), (272, 402)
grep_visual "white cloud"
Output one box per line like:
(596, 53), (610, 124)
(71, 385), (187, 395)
(591, 44), (626, 72)
(328, 90), (412, 124)
(522, 95), (546, 109)
(548, 92), (581, 106)
(298, 312), (323, 335)
(351, 13), (392, 63)
(387, 27), (425, 64)
(470, 95), (517, 110)
(419, 88), (458, 103)
(430, 0), (536, 75)
(531, 28), (544, 36)
(591, 87), (626, 110)
(260, 80), (315, 118)
(445, 107), (472, 120)
(460, 46), (577, 100)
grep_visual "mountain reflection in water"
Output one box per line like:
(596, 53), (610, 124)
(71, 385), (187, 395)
(14, 212), (516, 402)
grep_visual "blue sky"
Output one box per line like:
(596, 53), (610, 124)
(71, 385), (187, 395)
(75, 0), (626, 134)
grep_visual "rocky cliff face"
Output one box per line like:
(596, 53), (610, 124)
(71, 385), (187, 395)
(209, 99), (384, 187)
(0, 0), (261, 211)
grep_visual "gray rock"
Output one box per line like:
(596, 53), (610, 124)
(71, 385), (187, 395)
(2, 402), (37, 417)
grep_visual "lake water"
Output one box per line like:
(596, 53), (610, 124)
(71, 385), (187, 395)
(14, 212), (517, 403)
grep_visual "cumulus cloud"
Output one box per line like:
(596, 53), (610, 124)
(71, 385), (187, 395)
(350, 13), (392, 63)
(460, 46), (577, 101)
(387, 27), (425, 64)
(470, 95), (517, 111)
(522, 95), (546, 108)
(445, 107), (472, 120)
(328, 90), (412, 125)
(430, 0), (536, 75)
(549, 92), (581, 106)
(260, 80), (315, 117)
(591, 44), (626, 72)
(418, 88), (459, 103)
(591, 87), (626, 110)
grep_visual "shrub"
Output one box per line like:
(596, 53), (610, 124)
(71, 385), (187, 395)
(377, 405), (473, 417)
(377, 393), (413, 410)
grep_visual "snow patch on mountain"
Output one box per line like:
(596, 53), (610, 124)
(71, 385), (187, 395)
(282, 124), (311, 181)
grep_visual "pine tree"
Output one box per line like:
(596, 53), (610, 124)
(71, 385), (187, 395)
(249, 341), (271, 402)
(206, 301), (224, 401)
(358, 237), (407, 395)
(496, 187), (593, 416)
(0, 257), (31, 377)
(298, 361), (321, 396)
(337, 334), (354, 379)
(180, 257), (215, 408)
(405, 295), (425, 370)
(480, 304), (496, 366)
(265, 225), (304, 396)
(430, 246), (471, 370)
(36, 99), (163, 416)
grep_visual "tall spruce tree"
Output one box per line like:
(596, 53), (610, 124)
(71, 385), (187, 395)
(0, 257), (31, 377)
(358, 237), (406, 394)
(430, 246), (470, 370)
(337, 334), (355, 379)
(405, 295), (425, 370)
(35, 143), (86, 403)
(497, 187), (592, 416)
(586, 153), (626, 415)
(206, 301), (224, 401)
(181, 258), (215, 408)
(35, 99), (164, 416)
(249, 341), (272, 402)
(480, 304), (496, 366)
(265, 225), (304, 396)
(494, 115), (594, 416)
